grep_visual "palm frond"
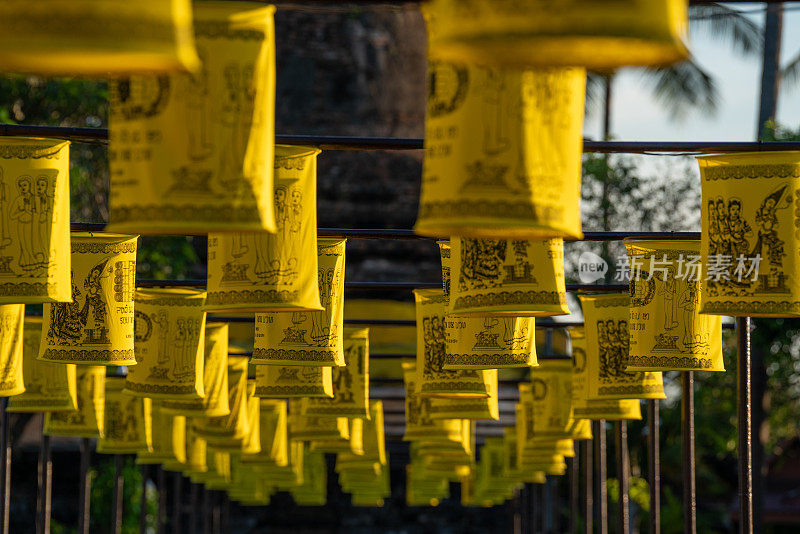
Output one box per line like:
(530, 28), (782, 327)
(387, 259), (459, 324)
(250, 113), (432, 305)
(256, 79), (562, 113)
(645, 60), (719, 119)
(782, 50), (800, 89)
(584, 72), (606, 118)
(689, 3), (763, 57)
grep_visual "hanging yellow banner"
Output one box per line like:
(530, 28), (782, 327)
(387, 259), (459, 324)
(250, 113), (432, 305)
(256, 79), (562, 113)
(580, 294), (666, 400)
(414, 288), (496, 398)
(0, 0), (199, 75)
(424, 0), (689, 69)
(107, 3), (275, 234)
(290, 447), (327, 506)
(183, 427), (208, 475)
(241, 399), (288, 467)
(698, 152), (800, 317)
(44, 366), (105, 437)
(527, 359), (574, 437)
(337, 400), (387, 469)
(254, 363), (333, 398)
(402, 361), (464, 441)
(97, 377), (152, 454)
(570, 327), (642, 420)
(136, 403), (186, 465)
(251, 237), (346, 363)
(206, 146), (322, 311)
(625, 240), (724, 371)
(0, 139), (71, 304)
(415, 62), (585, 241)
(309, 416), (364, 455)
(193, 355), (249, 444)
(125, 288), (206, 398)
(449, 237), (568, 317)
(0, 305), (24, 397)
(161, 322), (230, 417)
(9, 317), (76, 412)
(303, 328), (369, 419)
(39, 233), (137, 366)
(438, 240), (537, 370)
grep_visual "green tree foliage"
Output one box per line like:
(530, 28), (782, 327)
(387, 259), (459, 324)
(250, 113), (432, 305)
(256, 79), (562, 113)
(90, 456), (157, 534)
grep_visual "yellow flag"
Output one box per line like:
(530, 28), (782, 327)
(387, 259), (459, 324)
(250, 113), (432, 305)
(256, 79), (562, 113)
(415, 62), (585, 240)
(193, 355), (249, 444)
(251, 238), (346, 364)
(254, 364), (333, 398)
(527, 359), (574, 437)
(44, 366), (105, 437)
(424, 0), (689, 69)
(698, 152), (800, 317)
(290, 446), (327, 506)
(97, 377), (152, 454)
(570, 327), (642, 421)
(107, 3), (275, 234)
(0, 305), (24, 397)
(183, 427), (208, 475)
(0, 0), (199, 75)
(309, 417), (364, 455)
(337, 400), (387, 469)
(161, 323), (230, 417)
(125, 288), (206, 398)
(626, 240), (724, 371)
(303, 328), (369, 419)
(241, 399), (288, 467)
(0, 139), (71, 303)
(448, 238), (568, 317)
(9, 317), (76, 412)
(206, 146), (322, 311)
(291, 405), (349, 442)
(39, 232), (137, 366)
(136, 403), (186, 465)
(580, 294), (666, 401)
(401, 361), (464, 442)
(414, 289), (496, 398)
(439, 240), (537, 370)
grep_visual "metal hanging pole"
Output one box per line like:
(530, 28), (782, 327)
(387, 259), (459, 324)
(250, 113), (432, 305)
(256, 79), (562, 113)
(0, 397), (9, 534)
(111, 455), (124, 534)
(203, 488), (212, 534)
(594, 420), (608, 534)
(682, 373), (697, 534)
(139, 465), (150, 534)
(569, 456), (579, 534)
(648, 400), (661, 534)
(173, 474), (183, 534)
(616, 421), (630, 534)
(77, 438), (92, 534)
(190, 483), (200, 534)
(36, 423), (52, 534)
(583, 440), (593, 534)
(157, 466), (166, 534)
(737, 317), (754, 534)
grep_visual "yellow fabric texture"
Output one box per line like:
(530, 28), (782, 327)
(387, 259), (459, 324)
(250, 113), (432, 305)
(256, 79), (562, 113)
(290, 400), (349, 442)
(39, 232), (137, 366)
(527, 360), (574, 437)
(424, 0), (689, 69)
(206, 145), (322, 312)
(252, 237), (346, 364)
(9, 317), (77, 412)
(183, 427), (209, 475)
(439, 241), (536, 370)
(448, 238), (569, 317)
(337, 400), (387, 469)
(415, 61), (586, 240)
(107, 3), (275, 234)
(44, 366), (105, 437)
(0, 0), (199, 75)
(125, 288), (207, 398)
(579, 294), (666, 401)
(570, 327), (642, 420)
(241, 399), (288, 467)
(290, 447), (327, 506)
(698, 151), (800, 317)
(0, 305), (24, 397)
(136, 403), (186, 465)
(414, 288), (496, 398)
(98, 377), (152, 454)
(0, 139), (71, 303)
(303, 328), (369, 419)
(309, 417), (364, 455)
(625, 240), (724, 371)
(161, 322), (231, 417)
(254, 363), (333, 398)
(193, 355), (249, 445)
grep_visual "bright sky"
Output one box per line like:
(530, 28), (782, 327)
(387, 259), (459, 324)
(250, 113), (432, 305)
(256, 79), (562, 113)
(584, 4), (800, 142)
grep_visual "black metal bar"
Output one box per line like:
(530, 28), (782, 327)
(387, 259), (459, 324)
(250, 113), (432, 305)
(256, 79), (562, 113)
(595, 420), (608, 534)
(0, 398), (8, 534)
(190, 483), (200, 534)
(112, 455), (124, 534)
(36, 421), (52, 534)
(9, 122), (800, 151)
(139, 465), (150, 534)
(221, 493), (230, 534)
(583, 440), (593, 534)
(682, 373), (696, 534)
(569, 456), (578, 534)
(737, 317), (753, 534)
(203, 489), (212, 534)
(551, 475), (560, 533)
(648, 400), (661, 534)
(78, 438), (91, 534)
(616, 422), (630, 534)
(157, 466), (166, 534)
(212, 491), (221, 534)
(173, 474), (183, 534)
